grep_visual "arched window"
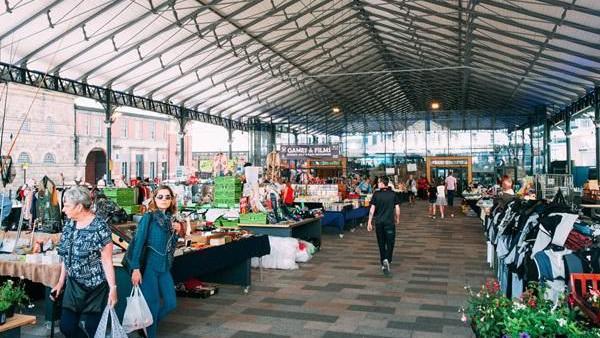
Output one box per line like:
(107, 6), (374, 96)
(17, 152), (32, 164)
(43, 153), (56, 164)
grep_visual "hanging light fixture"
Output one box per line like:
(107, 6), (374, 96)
(332, 106), (341, 114)
(431, 102), (440, 110)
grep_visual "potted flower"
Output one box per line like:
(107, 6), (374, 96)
(585, 288), (600, 314)
(0, 280), (29, 317)
(460, 279), (512, 337)
(0, 300), (10, 325)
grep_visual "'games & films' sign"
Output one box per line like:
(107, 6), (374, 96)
(280, 144), (340, 160)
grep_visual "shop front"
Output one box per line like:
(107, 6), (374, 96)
(426, 156), (472, 192)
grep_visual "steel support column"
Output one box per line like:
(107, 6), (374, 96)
(544, 118), (550, 174)
(178, 109), (190, 168)
(269, 124), (276, 152)
(227, 126), (233, 160)
(104, 89), (112, 185)
(565, 110), (572, 175)
(530, 122), (535, 175)
(595, 88), (600, 178)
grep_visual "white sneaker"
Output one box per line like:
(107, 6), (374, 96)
(383, 259), (390, 273)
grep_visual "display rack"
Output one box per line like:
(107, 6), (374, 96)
(535, 174), (573, 202)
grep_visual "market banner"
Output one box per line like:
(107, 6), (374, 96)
(280, 144), (340, 160)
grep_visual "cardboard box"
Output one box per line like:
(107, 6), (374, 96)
(209, 236), (232, 246)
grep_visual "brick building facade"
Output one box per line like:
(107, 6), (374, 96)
(1, 83), (192, 191)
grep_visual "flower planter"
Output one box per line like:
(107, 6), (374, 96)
(5, 305), (15, 318)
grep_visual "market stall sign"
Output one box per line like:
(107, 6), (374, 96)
(280, 145), (340, 160)
(431, 159), (469, 166)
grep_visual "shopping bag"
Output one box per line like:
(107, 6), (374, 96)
(94, 305), (128, 338)
(122, 286), (154, 333)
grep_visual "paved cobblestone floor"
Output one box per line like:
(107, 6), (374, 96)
(22, 200), (493, 337)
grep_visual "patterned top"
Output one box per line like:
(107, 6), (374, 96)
(57, 217), (112, 288)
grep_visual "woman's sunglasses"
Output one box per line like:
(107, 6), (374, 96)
(155, 194), (172, 200)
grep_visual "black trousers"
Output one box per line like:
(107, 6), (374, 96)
(447, 190), (455, 206)
(375, 223), (396, 264)
(59, 308), (102, 338)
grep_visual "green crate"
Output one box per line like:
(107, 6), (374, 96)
(121, 205), (140, 215)
(214, 176), (240, 184)
(213, 193), (242, 200)
(103, 188), (136, 206)
(213, 198), (238, 203)
(239, 213), (267, 224)
(214, 185), (242, 192)
(216, 217), (239, 227)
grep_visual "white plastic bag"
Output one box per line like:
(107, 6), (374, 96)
(122, 286), (154, 333)
(251, 236), (299, 270)
(94, 305), (128, 338)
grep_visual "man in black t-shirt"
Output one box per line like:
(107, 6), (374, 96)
(367, 176), (400, 275)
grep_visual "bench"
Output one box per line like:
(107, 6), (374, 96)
(0, 314), (36, 338)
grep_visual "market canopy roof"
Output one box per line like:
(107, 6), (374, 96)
(1, 0), (599, 135)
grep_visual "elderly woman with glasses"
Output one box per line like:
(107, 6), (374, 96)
(52, 186), (117, 338)
(128, 185), (183, 338)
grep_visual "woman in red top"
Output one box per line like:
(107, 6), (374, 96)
(282, 181), (295, 206)
(417, 176), (428, 200)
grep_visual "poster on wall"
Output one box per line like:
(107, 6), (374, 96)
(407, 163), (417, 172)
(280, 144), (340, 160)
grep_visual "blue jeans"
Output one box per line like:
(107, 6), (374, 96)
(140, 268), (177, 338)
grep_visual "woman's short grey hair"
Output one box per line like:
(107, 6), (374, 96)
(64, 186), (93, 210)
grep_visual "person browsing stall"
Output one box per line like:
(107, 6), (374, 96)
(129, 186), (184, 338)
(52, 186), (117, 338)
(357, 177), (373, 194)
(282, 180), (295, 206)
(367, 176), (400, 275)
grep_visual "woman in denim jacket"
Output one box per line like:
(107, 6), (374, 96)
(129, 185), (183, 338)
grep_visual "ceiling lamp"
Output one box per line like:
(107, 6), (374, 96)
(431, 102), (440, 110)
(332, 106), (341, 113)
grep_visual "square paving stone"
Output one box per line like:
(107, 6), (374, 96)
(356, 294), (402, 302)
(322, 332), (395, 338)
(347, 305), (395, 314)
(231, 331), (290, 338)
(404, 288), (447, 295)
(242, 308), (338, 323)
(420, 304), (460, 312)
(260, 297), (306, 306)
(387, 320), (443, 333)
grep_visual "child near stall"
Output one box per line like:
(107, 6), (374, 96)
(434, 179), (447, 219)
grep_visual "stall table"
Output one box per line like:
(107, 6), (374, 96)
(0, 258), (60, 337)
(321, 212), (345, 236)
(0, 314), (36, 338)
(114, 235), (270, 318)
(238, 218), (322, 243)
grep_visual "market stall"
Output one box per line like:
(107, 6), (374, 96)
(238, 218), (321, 244)
(481, 190), (600, 303)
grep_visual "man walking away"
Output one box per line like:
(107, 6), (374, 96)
(367, 176), (400, 276)
(445, 171), (457, 218)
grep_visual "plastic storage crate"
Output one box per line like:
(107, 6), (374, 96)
(103, 188), (136, 206)
(239, 212), (268, 224)
(569, 273), (600, 326)
(216, 217), (239, 228)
